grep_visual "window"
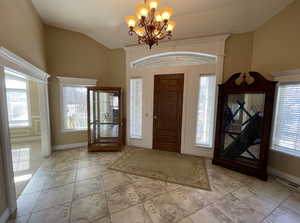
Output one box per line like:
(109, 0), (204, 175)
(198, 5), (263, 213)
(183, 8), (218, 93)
(130, 78), (143, 138)
(62, 86), (88, 131)
(58, 76), (97, 132)
(272, 83), (300, 156)
(5, 69), (30, 128)
(195, 74), (216, 147)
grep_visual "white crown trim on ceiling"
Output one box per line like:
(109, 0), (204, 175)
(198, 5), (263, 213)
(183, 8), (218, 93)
(0, 47), (50, 83)
(57, 76), (98, 86)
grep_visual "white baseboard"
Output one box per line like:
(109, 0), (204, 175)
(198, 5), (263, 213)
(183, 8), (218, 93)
(268, 167), (300, 186)
(11, 136), (41, 143)
(0, 208), (9, 223)
(53, 142), (87, 151)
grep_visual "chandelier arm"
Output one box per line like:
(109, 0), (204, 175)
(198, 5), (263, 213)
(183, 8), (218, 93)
(154, 22), (167, 38)
(157, 31), (172, 40)
(142, 20), (153, 44)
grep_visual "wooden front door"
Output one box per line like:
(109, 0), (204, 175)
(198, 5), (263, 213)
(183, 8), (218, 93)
(153, 74), (184, 153)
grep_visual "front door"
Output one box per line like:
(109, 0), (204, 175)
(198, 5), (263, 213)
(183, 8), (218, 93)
(153, 74), (184, 153)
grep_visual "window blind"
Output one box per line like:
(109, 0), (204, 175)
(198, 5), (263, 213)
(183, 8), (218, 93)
(130, 78), (143, 138)
(195, 74), (216, 147)
(273, 83), (300, 155)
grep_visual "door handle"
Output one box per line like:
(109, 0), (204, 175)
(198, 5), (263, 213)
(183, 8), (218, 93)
(153, 115), (158, 120)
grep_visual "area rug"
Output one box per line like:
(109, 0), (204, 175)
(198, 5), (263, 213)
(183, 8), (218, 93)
(109, 148), (210, 190)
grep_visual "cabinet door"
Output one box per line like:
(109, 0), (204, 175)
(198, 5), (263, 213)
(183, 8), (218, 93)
(88, 87), (122, 151)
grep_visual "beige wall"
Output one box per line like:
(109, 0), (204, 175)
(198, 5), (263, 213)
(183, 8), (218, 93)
(45, 25), (111, 146)
(250, 0), (300, 177)
(251, 0), (300, 76)
(10, 81), (41, 140)
(108, 49), (127, 118)
(0, 0), (46, 216)
(0, 0), (46, 70)
(223, 32), (254, 81)
(107, 49), (126, 89)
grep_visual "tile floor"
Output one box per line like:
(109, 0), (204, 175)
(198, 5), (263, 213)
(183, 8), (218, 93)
(8, 147), (300, 223)
(11, 141), (44, 197)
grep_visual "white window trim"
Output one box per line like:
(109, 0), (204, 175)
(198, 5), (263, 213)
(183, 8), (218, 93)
(271, 69), (300, 158)
(5, 69), (32, 129)
(0, 47), (51, 215)
(57, 76), (97, 133)
(194, 73), (216, 148)
(129, 77), (143, 139)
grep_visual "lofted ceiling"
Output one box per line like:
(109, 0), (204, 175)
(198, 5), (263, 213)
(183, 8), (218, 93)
(32, 0), (293, 49)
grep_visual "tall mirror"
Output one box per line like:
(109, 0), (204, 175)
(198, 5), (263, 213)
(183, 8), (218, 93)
(87, 87), (123, 151)
(213, 72), (277, 180)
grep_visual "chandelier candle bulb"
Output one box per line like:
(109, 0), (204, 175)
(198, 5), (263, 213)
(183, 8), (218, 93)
(155, 12), (163, 22)
(166, 21), (176, 32)
(125, 16), (137, 28)
(149, 0), (160, 10)
(161, 8), (173, 21)
(136, 3), (149, 18)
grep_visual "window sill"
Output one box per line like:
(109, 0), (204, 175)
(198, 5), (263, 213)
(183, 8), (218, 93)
(129, 137), (143, 140)
(195, 144), (213, 149)
(62, 129), (87, 133)
(271, 146), (300, 159)
(9, 125), (31, 129)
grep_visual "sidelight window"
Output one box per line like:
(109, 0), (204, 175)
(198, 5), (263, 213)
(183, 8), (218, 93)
(130, 78), (143, 138)
(195, 74), (216, 147)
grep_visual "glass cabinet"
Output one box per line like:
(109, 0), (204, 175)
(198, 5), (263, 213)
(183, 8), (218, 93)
(87, 87), (123, 151)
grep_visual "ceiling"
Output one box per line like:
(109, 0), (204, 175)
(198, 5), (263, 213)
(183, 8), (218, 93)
(32, 0), (293, 49)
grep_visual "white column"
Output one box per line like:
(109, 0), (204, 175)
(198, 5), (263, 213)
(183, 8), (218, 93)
(0, 65), (17, 213)
(38, 82), (52, 157)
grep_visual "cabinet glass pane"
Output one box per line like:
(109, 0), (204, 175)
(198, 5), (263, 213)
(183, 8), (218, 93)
(100, 124), (119, 137)
(99, 92), (119, 123)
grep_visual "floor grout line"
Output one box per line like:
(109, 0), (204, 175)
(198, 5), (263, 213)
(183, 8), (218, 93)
(12, 148), (300, 223)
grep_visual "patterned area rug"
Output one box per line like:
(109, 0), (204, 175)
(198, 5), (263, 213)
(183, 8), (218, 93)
(109, 148), (210, 190)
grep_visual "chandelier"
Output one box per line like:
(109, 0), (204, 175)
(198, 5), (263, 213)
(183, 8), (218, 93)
(125, 0), (176, 49)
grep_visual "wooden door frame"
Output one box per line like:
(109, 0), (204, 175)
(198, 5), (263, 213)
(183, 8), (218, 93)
(152, 73), (184, 153)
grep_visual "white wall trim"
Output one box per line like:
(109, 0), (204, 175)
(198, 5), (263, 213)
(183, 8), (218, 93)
(124, 34), (230, 55)
(0, 48), (51, 215)
(58, 76), (97, 133)
(271, 69), (300, 82)
(0, 47), (49, 83)
(0, 208), (9, 223)
(272, 69), (300, 77)
(268, 167), (300, 186)
(0, 66), (17, 213)
(57, 76), (98, 86)
(130, 51), (217, 68)
(53, 142), (88, 151)
(11, 136), (41, 143)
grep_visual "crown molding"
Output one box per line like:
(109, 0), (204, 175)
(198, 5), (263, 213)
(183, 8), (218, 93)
(271, 69), (300, 82)
(0, 47), (50, 83)
(124, 33), (231, 53)
(57, 76), (98, 86)
(272, 69), (300, 77)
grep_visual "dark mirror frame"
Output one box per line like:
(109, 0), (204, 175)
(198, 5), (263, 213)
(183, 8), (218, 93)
(212, 72), (277, 180)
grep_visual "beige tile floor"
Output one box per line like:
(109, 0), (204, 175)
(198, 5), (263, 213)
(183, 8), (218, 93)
(8, 147), (300, 223)
(11, 141), (44, 197)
